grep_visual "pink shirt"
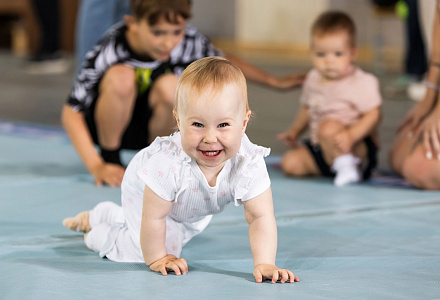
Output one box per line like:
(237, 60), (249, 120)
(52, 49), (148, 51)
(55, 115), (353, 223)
(300, 66), (382, 144)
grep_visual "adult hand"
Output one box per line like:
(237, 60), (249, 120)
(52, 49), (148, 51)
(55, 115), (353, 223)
(397, 99), (433, 134)
(148, 254), (188, 276)
(253, 264), (300, 283)
(416, 109), (440, 160)
(270, 72), (307, 90)
(90, 162), (125, 187)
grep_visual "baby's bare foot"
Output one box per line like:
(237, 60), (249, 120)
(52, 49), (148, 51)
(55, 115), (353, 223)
(63, 211), (91, 233)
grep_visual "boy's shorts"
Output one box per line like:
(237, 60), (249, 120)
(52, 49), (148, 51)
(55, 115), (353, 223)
(304, 136), (378, 179)
(85, 90), (153, 150)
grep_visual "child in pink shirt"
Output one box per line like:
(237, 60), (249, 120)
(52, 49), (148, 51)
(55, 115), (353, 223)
(278, 11), (382, 186)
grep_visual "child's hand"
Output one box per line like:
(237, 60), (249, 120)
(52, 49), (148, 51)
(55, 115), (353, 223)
(253, 264), (300, 283)
(277, 130), (298, 148)
(148, 254), (188, 276)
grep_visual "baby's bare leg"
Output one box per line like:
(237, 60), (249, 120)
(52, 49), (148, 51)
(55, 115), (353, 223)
(317, 119), (367, 166)
(281, 145), (320, 177)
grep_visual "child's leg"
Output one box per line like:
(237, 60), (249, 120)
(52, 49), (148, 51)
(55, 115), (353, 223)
(148, 73), (179, 142)
(63, 201), (123, 233)
(94, 64), (137, 164)
(281, 145), (321, 177)
(317, 119), (367, 186)
(63, 211), (91, 233)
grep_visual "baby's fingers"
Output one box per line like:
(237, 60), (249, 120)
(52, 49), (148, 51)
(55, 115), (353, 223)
(271, 269), (279, 284)
(287, 270), (300, 283)
(253, 269), (263, 283)
(174, 258), (188, 274)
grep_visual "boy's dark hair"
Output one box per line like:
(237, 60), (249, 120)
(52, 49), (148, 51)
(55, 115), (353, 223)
(311, 11), (356, 47)
(130, 0), (192, 25)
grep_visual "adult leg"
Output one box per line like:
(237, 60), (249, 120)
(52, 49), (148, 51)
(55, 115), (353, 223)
(31, 0), (60, 56)
(281, 145), (321, 177)
(148, 73), (179, 141)
(402, 142), (440, 189)
(389, 123), (418, 174)
(75, 0), (131, 75)
(94, 64), (137, 151)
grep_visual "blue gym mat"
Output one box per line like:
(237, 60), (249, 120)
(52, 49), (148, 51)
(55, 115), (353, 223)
(1, 120), (439, 299)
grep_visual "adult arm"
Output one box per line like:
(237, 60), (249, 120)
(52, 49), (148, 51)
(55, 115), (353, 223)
(399, 3), (440, 134)
(140, 185), (188, 275)
(224, 53), (306, 90)
(243, 188), (299, 283)
(61, 105), (124, 186)
(414, 3), (440, 158)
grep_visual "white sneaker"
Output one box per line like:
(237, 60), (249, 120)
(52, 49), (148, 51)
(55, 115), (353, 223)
(332, 154), (361, 187)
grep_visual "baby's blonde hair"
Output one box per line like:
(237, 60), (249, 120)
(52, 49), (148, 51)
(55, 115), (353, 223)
(174, 57), (249, 116)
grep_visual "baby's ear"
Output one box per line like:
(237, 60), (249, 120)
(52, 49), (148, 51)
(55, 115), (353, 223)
(242, 110), (252, 135)
(173, 110), (181, 129)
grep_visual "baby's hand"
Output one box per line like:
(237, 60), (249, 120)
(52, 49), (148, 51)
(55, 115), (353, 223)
(148, 254), (188, 276)
(253, 264), (300, 283)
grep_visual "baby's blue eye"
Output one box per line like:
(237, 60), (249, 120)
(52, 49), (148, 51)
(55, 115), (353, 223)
(315, 52), (325, 57)
(218, 123), (229, 128)
(335, 51), (344, 56)
(193, 122), (203, 128)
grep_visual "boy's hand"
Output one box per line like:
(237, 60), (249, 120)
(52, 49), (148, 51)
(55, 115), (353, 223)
(148, 254), (188, 276)
(90, 162), (125, 187)
(253, 264), (300, 283)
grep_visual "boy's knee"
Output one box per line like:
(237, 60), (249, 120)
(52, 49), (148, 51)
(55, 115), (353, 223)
(402, 149), (440, 190)
(101, 64), (136, 99)
(150, 73), (179, 107)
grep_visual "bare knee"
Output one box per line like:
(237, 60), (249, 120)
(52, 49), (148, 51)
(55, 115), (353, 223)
(317, 119), (345, 142)
(100, 65), (136, 100)
(150, 73), (179, 107)
(402, 146), (440, 190)
(281, 149), (314, 177)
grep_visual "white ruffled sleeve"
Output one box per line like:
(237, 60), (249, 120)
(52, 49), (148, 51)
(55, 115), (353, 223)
(233, 135), (271, 206)
(136, 135), (191, 201)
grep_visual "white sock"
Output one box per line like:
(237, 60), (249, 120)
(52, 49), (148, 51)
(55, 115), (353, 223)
(332, 154), (361, 187)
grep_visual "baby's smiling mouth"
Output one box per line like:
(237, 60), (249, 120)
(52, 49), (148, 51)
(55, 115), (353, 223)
(200, 150), (222, 157)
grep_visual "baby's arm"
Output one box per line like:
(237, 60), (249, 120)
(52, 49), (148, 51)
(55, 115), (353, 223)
(335, 107), (381, 153)
(140, 185), (188, 276)
(277, 106), (310, 148)
(243, 188), (300, 283)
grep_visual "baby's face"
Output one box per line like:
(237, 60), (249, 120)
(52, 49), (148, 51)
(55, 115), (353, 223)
(311, 31), (356, 81)
(176, 83), (250, 177)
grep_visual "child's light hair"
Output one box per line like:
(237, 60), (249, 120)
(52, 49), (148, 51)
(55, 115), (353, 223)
(311, 11), (356, 47)
(174, 57), (249, 115)
(130, 0), (192, 25)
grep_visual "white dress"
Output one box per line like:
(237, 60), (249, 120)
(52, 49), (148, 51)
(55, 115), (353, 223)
(85, 132), (271, 262)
